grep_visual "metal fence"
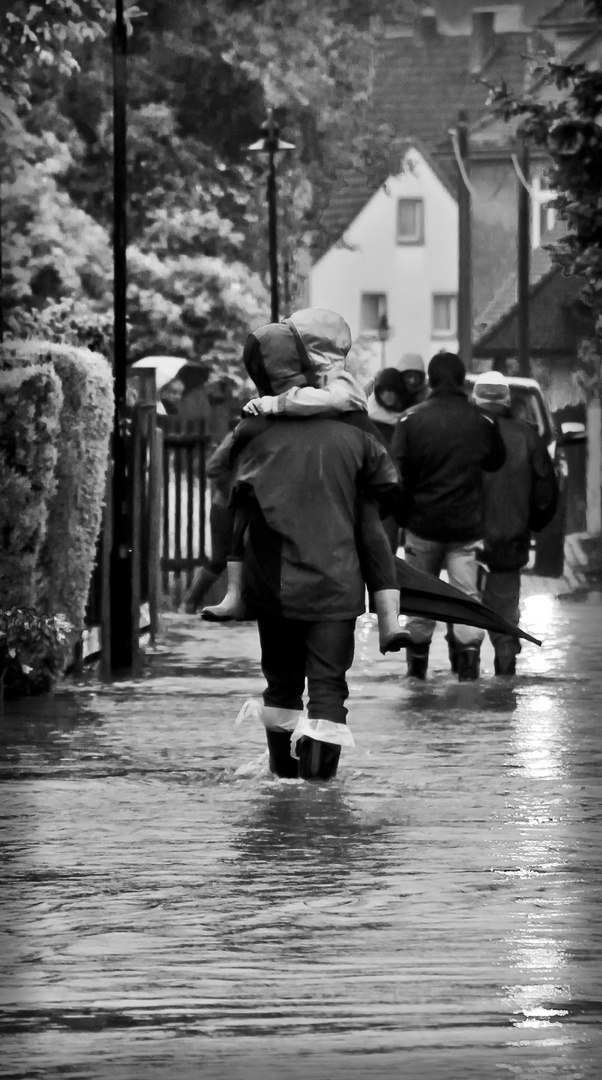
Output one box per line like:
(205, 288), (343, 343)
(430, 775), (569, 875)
(159, 416), (210, 606)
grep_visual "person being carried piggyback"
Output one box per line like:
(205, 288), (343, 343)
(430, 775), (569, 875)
(203, 308), (409, 659)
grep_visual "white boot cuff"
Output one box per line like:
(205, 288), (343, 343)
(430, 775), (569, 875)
(235, 699), (302, 732)
(290, 717), (355, 760)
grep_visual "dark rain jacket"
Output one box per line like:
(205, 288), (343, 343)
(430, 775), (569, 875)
(390, 386), (506, 543)
(479, 408), (558, 571)
(229, 311), (402, 620)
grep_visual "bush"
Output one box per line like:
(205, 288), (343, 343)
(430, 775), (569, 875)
(1, 340), (114, 634)
(0, 607), (74, 708)
(0, 362), (63, 608)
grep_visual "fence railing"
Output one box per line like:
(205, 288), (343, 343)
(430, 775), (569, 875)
(159, 416), (210, 607)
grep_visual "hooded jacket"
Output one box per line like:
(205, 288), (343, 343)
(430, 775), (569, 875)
(231, 311), (402, 620)
(478, 405), (558, 570)
(390, 380), (506, 543)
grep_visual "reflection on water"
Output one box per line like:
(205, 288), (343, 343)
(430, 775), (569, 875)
(1, 600), (602, 1079)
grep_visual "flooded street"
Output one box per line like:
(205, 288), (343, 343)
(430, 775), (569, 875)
(1, 590), (602, 1080)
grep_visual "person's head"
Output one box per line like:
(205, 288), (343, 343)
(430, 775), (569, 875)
(427, 351), (466, 390)
(472, 370), (511, 414)
(242, 308), (353, 395)
(398, 353), (426, 397)
(374, 367), (405, 411)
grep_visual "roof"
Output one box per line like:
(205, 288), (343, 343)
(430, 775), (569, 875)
(314, 28), (533, 258)
(467, 28), (602, 153)
(538, 0), (599, 28)
(473, 220), (593, 358)
(473, 242), (558, 345)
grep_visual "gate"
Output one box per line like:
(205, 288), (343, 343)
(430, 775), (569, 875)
(160, 416), (210, 605)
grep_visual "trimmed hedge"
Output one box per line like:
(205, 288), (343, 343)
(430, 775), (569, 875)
(0, 363), (63, 609)
(1, 340), (113, 634)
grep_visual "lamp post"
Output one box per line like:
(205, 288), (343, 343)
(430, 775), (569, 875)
(248, 109), (295, 322)
(109, 0), (133, 670)
(378, 312), (391, 370)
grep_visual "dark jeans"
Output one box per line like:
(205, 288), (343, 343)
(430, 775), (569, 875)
(205, 503), (233, 576)
(257, 615), (356, 724)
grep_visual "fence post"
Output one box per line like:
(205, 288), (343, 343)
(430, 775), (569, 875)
(148, 412), (162, 641)
(130, 407), (142, 662)
(100, 465), (113, 680)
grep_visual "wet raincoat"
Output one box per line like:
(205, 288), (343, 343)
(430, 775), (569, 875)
(230, 310), (402, 620)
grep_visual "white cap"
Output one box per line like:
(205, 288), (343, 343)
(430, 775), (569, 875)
(472, 370), (511, 407)
(398, 353), (425, 374)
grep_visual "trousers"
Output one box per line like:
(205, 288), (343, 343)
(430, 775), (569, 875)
(481, 568), (522, 656)
(403, 531), (485, 648)
(257, 615), (356, 724)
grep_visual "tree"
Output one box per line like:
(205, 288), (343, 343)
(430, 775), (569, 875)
(487, 0), (602, 392)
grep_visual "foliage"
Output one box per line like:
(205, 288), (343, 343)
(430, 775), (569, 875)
(3, 0), (407, 377)
(0, 0), (111, 120)
(1, 119), (114, 333)
(0, 607), (74, 706)
(486, 1), (602, 396)
(0, 361), (63, 610)
(2, 340), (113, 635)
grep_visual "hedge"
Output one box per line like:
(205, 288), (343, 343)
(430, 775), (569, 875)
(0, 363), (63, 609)
(1, 340), (114, 634)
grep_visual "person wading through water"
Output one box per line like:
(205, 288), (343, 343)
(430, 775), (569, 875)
(220, 308), (407, 781)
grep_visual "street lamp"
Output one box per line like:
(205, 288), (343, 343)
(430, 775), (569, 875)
(378, 312), (391, 370)
(248, 109), (295, 322)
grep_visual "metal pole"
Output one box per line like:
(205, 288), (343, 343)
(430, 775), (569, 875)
(517, 141), (531, 378)
(267, 144), (279, 322)
(457, 110), (473, 370)
(109, 0), (133, 670)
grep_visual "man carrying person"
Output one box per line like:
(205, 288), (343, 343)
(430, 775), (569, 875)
(390, 351), (506, 681)
(228, 309), (406, 781)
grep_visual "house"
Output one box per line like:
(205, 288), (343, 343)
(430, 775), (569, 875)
(309, 3), (540, 374)
(310, 142), (459, 375)
(309, 1), (600, 380)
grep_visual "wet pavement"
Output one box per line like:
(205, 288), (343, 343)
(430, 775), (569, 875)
(1, 589), (602, 1080)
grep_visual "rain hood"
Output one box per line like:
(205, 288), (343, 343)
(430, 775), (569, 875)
(243, 307), (354, 396)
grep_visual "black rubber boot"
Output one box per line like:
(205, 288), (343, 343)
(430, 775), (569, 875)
(494, 648), (517, 676)
(265, 729), (299, 779)
(456, 646), (481, 682)
(296, 736), (341, 781)
(406, 643), (430, 680)
(445, 629), (460, 674)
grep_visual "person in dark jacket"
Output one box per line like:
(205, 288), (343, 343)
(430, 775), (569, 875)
(367, 367), (407, 444)
(230, 313), (405, 781)
(390, 351), (506, 681)
(471, 371), (558, 675)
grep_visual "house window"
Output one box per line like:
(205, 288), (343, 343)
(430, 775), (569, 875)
(396, 198), (424, 244)
(360, 292), (388, 333)
(432, 294), (457, 337)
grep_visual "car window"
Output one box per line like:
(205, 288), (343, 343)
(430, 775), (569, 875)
(465, 376), (553, 444)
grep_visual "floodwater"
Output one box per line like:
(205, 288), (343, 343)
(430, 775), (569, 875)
(1, 590), (602, 1080)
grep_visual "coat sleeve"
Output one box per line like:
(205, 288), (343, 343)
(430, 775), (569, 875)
(528, 434), (559, 532)
(357, 432), (404, 522)
(482, 414), (507, 473)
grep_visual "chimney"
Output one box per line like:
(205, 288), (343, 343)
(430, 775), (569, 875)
(416, 8), (438, 44)
(471, 11), (496, 73)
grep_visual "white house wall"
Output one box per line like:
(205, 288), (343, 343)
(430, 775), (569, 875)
(310, 148), (459, 378)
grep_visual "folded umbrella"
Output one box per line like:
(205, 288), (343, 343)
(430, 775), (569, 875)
(395, 556), (541, 646)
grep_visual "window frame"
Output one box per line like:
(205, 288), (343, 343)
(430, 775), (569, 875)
(396, 197), (425, 245)
(431, 293), (458, 338)
(360, 292), (388, 335)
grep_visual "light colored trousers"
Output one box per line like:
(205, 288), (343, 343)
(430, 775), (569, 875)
(403, 531), (485, 648)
